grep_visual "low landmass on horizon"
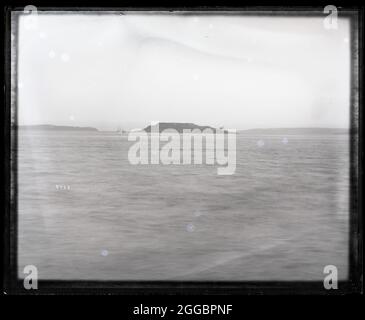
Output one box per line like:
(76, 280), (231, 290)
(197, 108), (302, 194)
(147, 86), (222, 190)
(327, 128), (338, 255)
(143, 122), (220, 133)
(16, 123), (350, 135)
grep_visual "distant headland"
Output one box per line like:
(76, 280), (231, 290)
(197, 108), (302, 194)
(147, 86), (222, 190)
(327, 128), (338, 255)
(17, 125), (98, 132)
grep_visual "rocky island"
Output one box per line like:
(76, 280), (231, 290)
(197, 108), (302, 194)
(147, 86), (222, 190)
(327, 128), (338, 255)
(143, 122), (223, 133)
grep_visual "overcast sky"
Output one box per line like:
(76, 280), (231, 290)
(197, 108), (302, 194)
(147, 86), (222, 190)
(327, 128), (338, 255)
(16, 12), (351, 130)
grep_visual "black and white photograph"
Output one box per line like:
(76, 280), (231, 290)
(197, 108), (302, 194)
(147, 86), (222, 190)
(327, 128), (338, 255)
(2, 5), (363, 295)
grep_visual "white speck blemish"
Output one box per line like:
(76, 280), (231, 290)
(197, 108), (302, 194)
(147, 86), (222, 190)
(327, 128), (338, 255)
(101, 250), (108, 257)
(257, 140), (265, 147)
(61, 53), (70, 62)
(194, 210), (201, 217)
(48, 50), (56, 59)
(186, 223), (195, 232)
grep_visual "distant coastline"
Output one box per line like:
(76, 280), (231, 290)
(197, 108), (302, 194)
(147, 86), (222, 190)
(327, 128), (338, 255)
(16, 124), (350, 135)
(17, 125), (98, 132)
(238, 128), (350, 135)
(143, 123), (349, 135)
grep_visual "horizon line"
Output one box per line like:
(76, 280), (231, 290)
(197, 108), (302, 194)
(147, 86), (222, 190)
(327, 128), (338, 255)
(16, 123), (350, 132)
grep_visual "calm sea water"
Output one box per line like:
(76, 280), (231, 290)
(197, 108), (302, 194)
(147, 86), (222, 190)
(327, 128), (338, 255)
(18, 131), (349, 280)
